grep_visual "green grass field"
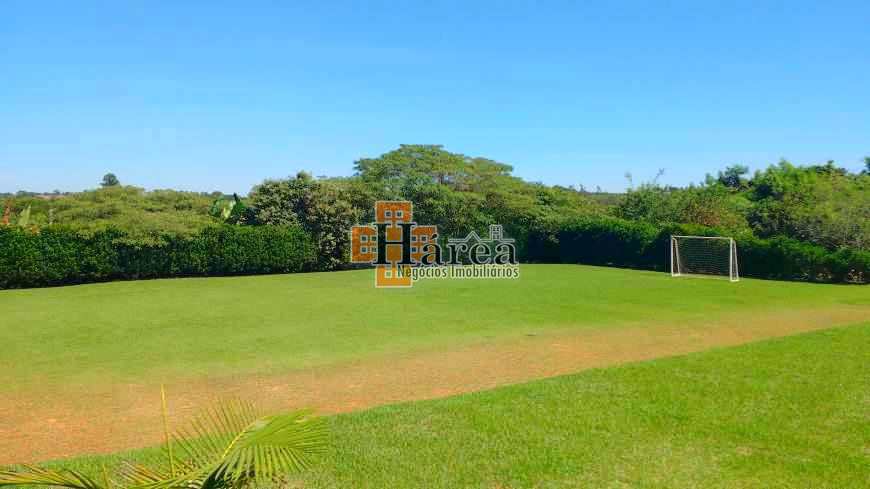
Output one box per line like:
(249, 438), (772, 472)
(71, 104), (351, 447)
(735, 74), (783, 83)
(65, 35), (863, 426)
(2, 264), (867, 392)
(30, 323), (870, 488)
(3, 264), (868, 485)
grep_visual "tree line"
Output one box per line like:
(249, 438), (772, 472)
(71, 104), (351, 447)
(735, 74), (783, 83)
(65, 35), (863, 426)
(2, 145), (868, 286)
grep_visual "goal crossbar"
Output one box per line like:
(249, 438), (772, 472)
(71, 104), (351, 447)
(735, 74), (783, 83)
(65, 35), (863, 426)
(671, 235), (733, 239)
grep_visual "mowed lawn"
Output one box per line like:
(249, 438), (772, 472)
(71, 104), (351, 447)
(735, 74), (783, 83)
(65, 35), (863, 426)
(33, 323), (870, 488)
(1, 264), (867, 392)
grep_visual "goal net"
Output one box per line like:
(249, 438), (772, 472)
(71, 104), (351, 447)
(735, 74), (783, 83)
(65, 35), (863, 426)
(671, 235), (739, 282)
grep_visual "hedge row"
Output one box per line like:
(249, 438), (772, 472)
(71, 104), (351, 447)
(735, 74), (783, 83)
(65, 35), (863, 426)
(2, 218), (866, 288)
(0, 225), (316, 289)
(524, 216), (869, 283)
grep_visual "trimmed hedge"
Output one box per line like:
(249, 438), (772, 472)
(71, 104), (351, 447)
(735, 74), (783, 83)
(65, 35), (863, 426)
(738, 235), (869, 283)
(2, 218), (866, 288)
(0, 225), (317, 289)
(525, 217), (869, 284)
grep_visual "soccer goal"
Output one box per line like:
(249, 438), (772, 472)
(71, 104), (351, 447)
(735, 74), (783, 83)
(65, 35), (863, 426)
(671, 235), (739, 282)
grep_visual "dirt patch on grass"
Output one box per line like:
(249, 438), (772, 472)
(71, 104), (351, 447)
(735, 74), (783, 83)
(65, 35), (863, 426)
(1, 306), (867, 464)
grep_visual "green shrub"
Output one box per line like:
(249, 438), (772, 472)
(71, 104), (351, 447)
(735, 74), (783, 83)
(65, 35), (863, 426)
(2, 218), (865, 288)
(556, 217), (659, 268)
(0, 225), (316, 289)
(524, 217), (868, 283)
(739, 235), (870, 283)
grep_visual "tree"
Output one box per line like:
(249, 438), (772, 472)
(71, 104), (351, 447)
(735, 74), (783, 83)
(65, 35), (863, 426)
(248, 172), (362, 269)
(615, 183), (749, 231)
(353, 144), (513, 194)
(746, 160), (870, 249)
(350, 145), (601, 247)
(864, 156), (870, 174)
(101, 173), (120, 187)
(716, 165), (750, 189)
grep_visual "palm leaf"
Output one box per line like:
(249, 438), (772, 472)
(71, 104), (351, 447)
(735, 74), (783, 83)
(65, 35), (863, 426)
(16, 204), (31, 227)
(1, 400), (327, 489)
(215, 409), (328, 484)
(0, 464), (104, 489)
(130, 400), (327, 489)
(118, 462), (169, 486)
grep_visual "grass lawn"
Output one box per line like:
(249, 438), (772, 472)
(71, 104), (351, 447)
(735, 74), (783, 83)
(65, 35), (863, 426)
(30, 323), (870, 488)
(2, 264), (867, 392)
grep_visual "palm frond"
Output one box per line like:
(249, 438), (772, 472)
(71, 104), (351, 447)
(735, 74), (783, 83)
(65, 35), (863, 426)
(119, 461), (211, 489)
(214, 409), (328, 484)
(171, 400), (259, 468)
(2, 399), (327, 489)
(117, 462), (168, 486)
(132, 400), (327, 489)
(0, 464), (104, 489)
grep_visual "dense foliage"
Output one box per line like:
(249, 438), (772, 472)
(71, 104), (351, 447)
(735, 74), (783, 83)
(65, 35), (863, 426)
(615, 161), (869, 251)
(526, 217), (868, 283)
(2, 146), (867, 287)
(243, 146), (602, 269)
(3, 186), (219, 245)
(248, 172), (364, 270)
(0, 225), (315, 288)
(746, 161), (869, 250)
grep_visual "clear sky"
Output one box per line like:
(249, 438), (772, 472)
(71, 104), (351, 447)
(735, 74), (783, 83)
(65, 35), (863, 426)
(2, 1), (868, 194)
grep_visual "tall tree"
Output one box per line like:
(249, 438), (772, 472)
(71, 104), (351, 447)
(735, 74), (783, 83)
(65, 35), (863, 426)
(716, 165), (750, 189)
(248, 172), (361, 269)
(101, 173), (120, 187)
(353, 144), (513, 193)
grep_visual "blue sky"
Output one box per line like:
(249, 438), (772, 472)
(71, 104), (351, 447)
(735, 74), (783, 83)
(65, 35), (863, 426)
(2, 1), (868, 193)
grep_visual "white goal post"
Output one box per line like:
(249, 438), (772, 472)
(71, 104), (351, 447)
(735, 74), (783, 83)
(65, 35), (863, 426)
(671, 235), (739, 282)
